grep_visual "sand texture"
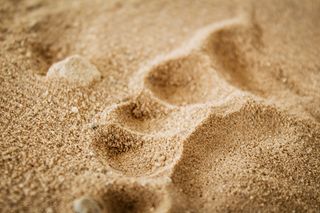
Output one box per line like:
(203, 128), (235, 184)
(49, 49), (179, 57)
(1, 0), (320, 212)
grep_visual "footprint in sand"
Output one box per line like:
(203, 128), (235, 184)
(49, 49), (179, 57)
(71, 15), (320, 212)
(91, 16), (263, 178)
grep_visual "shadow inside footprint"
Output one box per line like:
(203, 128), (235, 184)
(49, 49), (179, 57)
(100, 181), (171, 213)
(202, 19), (264, 95)
(93, 122), (180, 177)
(144, 54), (226, 106)
(92, 96), (184, 177)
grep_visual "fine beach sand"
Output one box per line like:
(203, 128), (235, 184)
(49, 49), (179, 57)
(1, 0), (320, 212)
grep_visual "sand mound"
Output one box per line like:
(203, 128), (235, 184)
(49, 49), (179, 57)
(1, 0), (320, 212)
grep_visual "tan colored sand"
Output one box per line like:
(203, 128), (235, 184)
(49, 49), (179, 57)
(1, 0), (320, 212)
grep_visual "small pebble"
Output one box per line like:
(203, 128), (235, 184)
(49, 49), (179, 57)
(306, 147), (312, 154)
(73, 196), (101, 213)
(89, 123), (98, 130)
(71, 106), (79, 113)
(47, 55), (101, 86)
(45, 207), (54, 213)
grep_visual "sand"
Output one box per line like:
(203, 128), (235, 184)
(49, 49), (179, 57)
(0, 0), (320, 212)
